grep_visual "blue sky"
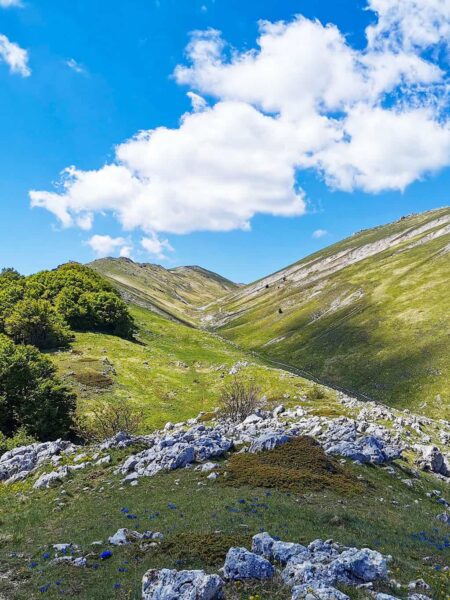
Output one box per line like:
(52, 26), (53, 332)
(0, 0), (449, 283)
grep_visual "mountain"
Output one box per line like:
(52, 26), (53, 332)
(204, 207), (450, 418)
(89, 257), (238, 325)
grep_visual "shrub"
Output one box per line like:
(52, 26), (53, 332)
(0, 427), (37, 454)
(219, 376), (261, 422)
(224, 436), (363, 495)
(79, 291), (135, 337)
(4, 298), (73, 349)
(157, 532), (252, 567)
(74, 398), (143, 442)
(0, 334), (76, 440)
(306, 383), (327, 401)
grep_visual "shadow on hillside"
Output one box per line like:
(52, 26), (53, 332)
(267, 301), (446, 414)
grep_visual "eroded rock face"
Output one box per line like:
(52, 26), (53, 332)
(223, 547), (275, 581)
(0, 440), (76, 485)
(142, 568), (224, 600)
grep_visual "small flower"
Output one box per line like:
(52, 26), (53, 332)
(113, 583), (121, 589)
(39, 583), (51, 593)
(30, 561), (39, 569)
(167, 502), (177, 509)
(100, 550), (112, 560)
(42, 552), (50, 560)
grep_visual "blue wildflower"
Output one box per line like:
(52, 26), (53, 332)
(39, 583), (51, 593)
(113, 583), (121, 589)
(30, 561), (39, 569)
(100, 550), (112, 560)
(121, 507), (129, 513)
(167, 502), (177, 509)
(42, 552), (50, 560)
(126, 514), (138, 519)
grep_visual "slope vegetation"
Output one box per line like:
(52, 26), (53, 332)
(90, 258), (238, 325)
(207, 208), (450, 418)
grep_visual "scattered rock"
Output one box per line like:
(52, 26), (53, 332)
(223, 547), (275, 580)
(142, 568), (224, 599)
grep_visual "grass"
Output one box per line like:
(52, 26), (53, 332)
(50, 304), (334, 431)
(212, 208), (450, 419)
(0, 448), (449, 599)
(223, 437), (363, 495)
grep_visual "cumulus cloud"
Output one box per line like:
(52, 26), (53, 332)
(0, 33), (30, 76)
(141, 233), (174, 259)
(312, 229), (328, 239)
(30, 0), (450, 247)
(87, 234), (130, 257)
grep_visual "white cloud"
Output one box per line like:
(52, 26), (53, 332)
(66, 58), (86, 75)
(312, 229), (328, 239)
(187, 91), (207, 112)
(87, 234), (130, 257)
(30, 1), (450, 246)
(141, 233), (174, 259)
(119, 245), (133, 259)
(366, 0), (450, 52)
(0, 33), (30, 76)
(0, 0), (22, 7)
(30, 102), (307, 234)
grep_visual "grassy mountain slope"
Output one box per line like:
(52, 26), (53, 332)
(206, 208), (450, 418)
(89, 258), (238, 325)
(50, 304), (323, 431)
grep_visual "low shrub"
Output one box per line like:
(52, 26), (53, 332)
(74, 398), (144, 442)
(157, 532), (252, 567)
(306, 384), (327, 401)
(73, 370), (114, 389)
(223, 436), (363, 495)
(219, 376), (261, 422)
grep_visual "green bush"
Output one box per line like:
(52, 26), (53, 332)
(0, 427), (37, 454)
(0, 334), (76, 440)
(0, 263), (135, 349)
(4, 298), (73, 349)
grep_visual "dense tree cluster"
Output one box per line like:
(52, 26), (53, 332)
(0, 263), (134, 348)
(0, 263), (135, 441)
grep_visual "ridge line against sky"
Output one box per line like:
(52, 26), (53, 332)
(0, 0), (450, 281)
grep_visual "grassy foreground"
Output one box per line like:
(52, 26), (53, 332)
(0, 444), (449, 600)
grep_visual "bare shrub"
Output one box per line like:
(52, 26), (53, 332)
(219, 376), (261, 422)
(74, 399), (143, 442)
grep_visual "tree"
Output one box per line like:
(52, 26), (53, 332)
(80, 291), (135, 337)
(0, 335), (76, 440)
(4, 298), (73, 349)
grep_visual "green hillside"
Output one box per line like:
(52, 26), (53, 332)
(207, 208), (450, 418)
(51, 304), (323, 432)
(89, 258), (238, 325)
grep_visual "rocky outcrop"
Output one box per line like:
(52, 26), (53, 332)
(117, 427), (233, 480)
(415, 445), (450, 477)
(0, 440), (76, 485)
(142, 568), (224, 600)
(223, 547), (275, 580)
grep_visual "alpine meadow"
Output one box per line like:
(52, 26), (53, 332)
(0, 1), (450, 600)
